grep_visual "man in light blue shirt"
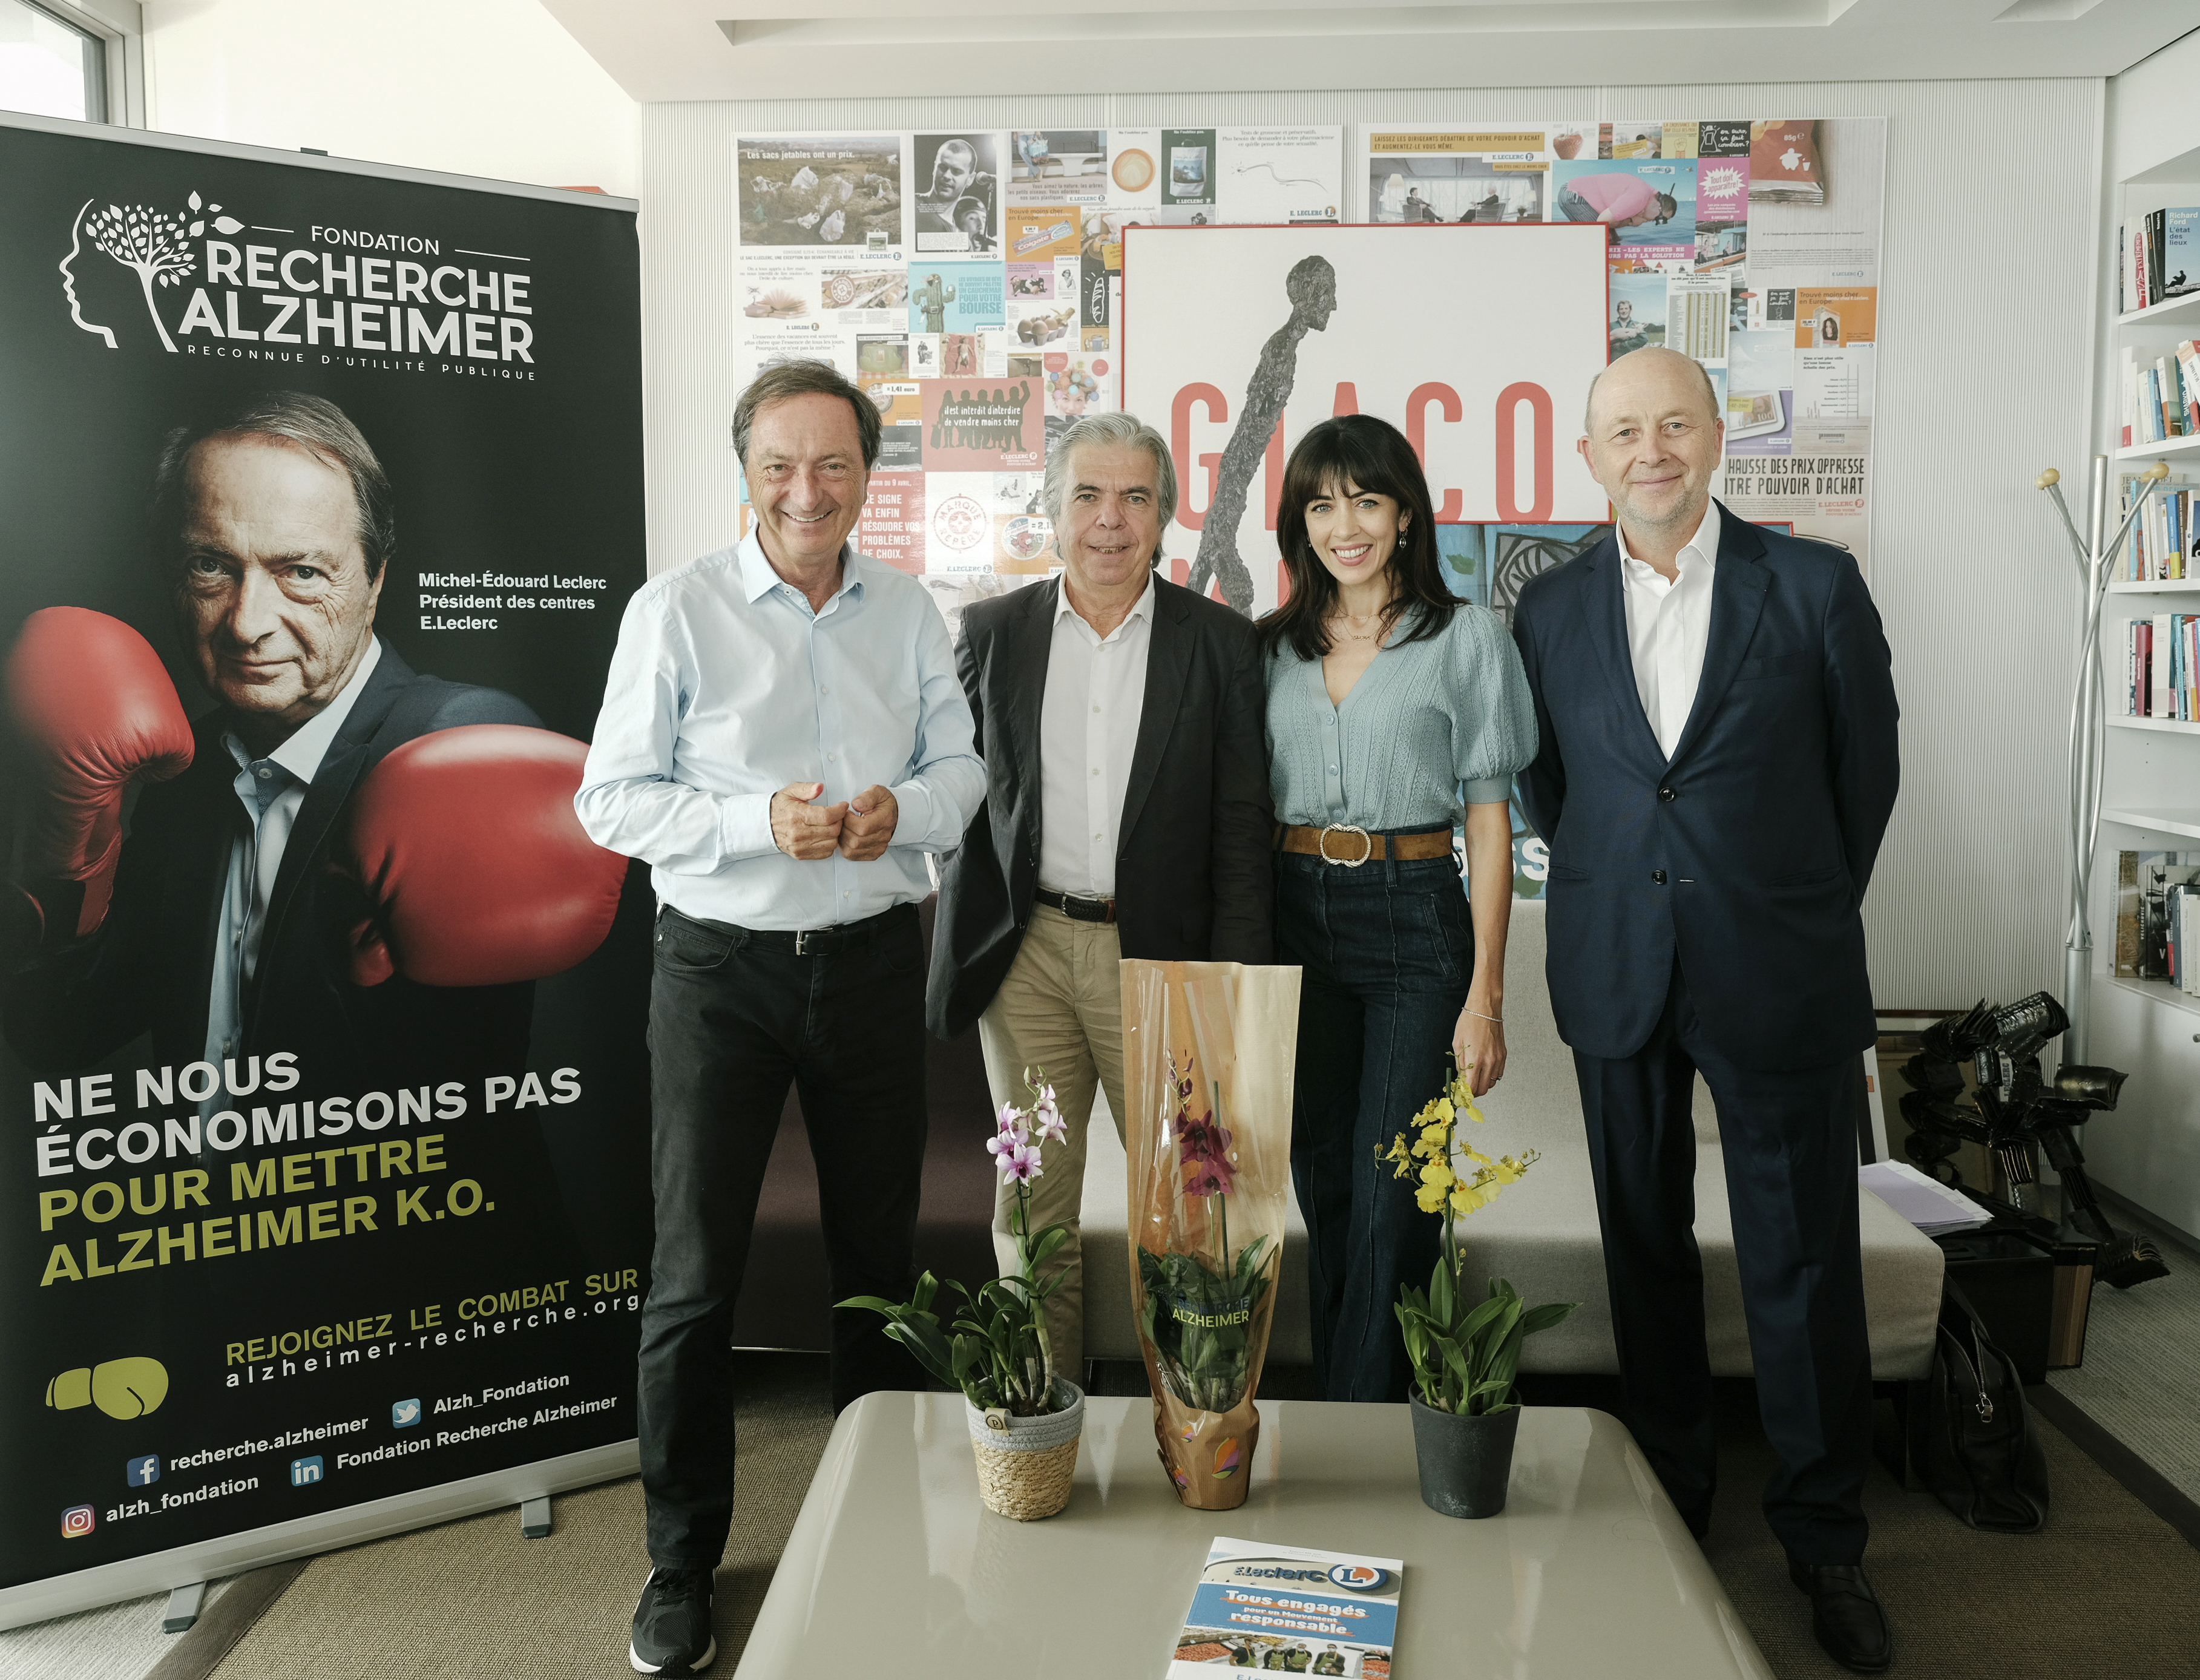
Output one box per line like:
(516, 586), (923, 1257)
(576, 360), (981, 1680)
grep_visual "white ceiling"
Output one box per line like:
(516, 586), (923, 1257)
(539, 0), (2199, 103)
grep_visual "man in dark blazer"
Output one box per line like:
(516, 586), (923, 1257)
(1512, 349), (1900, 1674)
(4, 392), (596, 1099)
(928, 410), (1273, 1376)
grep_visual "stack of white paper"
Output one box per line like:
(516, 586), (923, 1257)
(1858, 1160), (1993, 1236)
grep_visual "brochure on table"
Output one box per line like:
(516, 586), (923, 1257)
(1168, 1536), (1402, 1676)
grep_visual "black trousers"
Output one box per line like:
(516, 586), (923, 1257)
(1572, 962), (1873, 1564)
(639, 902), (927, 1568)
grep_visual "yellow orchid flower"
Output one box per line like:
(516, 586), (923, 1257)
(1451, 1180), (1494, 1215)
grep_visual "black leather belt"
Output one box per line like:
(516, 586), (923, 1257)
(661, 901), (912, 956)
(1034, 888), (1116, 924)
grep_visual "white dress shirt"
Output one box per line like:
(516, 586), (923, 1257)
(574, 534), (984, 931)
(1037, 574), (1154, 898)
(202, 634), (384, 1075)
(1618, 499), (1721, 760)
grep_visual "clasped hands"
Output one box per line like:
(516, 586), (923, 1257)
(770, 781), (897, 862)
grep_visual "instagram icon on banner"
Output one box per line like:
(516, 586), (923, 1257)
(61, 1505), (96, 1540)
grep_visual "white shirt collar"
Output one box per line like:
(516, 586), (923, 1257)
(739, 531), (861, 608)
(1616, 499), (1721, 582)
(1054, 569), (1155, 639)
(239, 634), (384, 784)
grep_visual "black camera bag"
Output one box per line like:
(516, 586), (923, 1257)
(1911, 1278), (2049, 1532)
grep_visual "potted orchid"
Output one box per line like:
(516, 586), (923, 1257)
(1137, 1056), (1273, 1416)
(841, 1069), (1087, 1520)
(1381, 1057), (1578, 1518)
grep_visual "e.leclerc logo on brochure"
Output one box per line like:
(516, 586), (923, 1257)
(57, 188), (542, 378)
(1326, 1562), (1390, 1593)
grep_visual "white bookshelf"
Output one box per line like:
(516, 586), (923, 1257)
(2101, 973), (2200, 1020)
(2114, 435), (2200, 461)
(2118, 292), (2200, 330)
(2086, 122), (2200, 1248)
(2103, 807), (2200, 840)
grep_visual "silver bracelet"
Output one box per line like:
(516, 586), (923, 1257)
(1463, 1008), (1503, 1025)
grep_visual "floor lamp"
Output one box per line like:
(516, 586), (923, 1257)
(2036, 454), (2169, 1061)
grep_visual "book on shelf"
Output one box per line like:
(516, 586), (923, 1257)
(2124, 207), (2200, 313)
(2184, 888), (2200, 996)
(2118, 342), (2198, 446)
(2168, 208), (2199, 300)
(2120, 613), (2198, 718)
(2118, 471), (2195, 579)
(2115, 851), (2200, 983)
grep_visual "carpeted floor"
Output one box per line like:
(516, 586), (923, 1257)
(191, 1353), (833, 1680)
(1692, 1379), (2200, 1680)
(0, 1578), (239, 1680)
(156, 1356), (2200, 1680)
(2046, 1199), (2200, 1511)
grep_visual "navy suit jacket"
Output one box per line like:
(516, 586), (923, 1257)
(1511, 504), (1899, 1072)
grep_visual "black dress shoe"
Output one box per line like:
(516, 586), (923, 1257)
(1788, 1559), (1892, 1673)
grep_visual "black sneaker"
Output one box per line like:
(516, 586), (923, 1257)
(629, 1566), (715, 1675)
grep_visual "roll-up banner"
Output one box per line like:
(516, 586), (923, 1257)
(0, 113), (652, 1627)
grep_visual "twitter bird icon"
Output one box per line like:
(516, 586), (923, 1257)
(392, 1398), (421, 1428)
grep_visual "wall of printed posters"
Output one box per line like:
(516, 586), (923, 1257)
(733, 117), (1882, 599)
(0, 114), (652, 1626)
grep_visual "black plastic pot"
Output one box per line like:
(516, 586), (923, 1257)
(1408, 1391), (1520, 1518)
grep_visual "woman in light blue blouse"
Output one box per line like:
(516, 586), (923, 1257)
(1258, 414), (1538, 1403)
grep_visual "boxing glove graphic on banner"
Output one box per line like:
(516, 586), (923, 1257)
(4, 606), (194, 941)
(339, 723), (630, 988)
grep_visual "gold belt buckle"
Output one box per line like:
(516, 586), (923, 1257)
(1318, 822), (1374, 867)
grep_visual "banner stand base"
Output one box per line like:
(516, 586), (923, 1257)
(161, 1581), (206, 1633)
(0, 1438), (639, 1633)
(520, 1497), (554, 1539)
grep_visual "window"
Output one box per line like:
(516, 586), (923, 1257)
(1, 0), (107, 123)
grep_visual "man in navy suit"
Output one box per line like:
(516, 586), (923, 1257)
(1512, 348), (1899, 1674)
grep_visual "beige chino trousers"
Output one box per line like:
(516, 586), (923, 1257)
(976, 904), (1127, 1380)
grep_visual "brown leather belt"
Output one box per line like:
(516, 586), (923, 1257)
(1276, 824), (1455, 866)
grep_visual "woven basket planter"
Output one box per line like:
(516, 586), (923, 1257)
(964, 1379), (1086, 1521)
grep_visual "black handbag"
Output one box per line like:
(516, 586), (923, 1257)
(1909, 1278), (2049, 1532)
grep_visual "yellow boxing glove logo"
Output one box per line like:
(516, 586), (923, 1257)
(45, 1356), (169, 1418)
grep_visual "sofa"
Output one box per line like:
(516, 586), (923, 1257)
(1079, 904), (1944, 1380)
(737, 899), (1943, 1385)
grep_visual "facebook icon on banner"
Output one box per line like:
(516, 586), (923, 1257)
(126, 1455), (160, 1487)
(289, 1455), (325, 1488)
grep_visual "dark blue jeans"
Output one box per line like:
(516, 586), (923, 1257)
(1276, 840), (1469, 1402)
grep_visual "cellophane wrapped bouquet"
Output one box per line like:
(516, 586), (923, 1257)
(1121, 959), (1299, 1511)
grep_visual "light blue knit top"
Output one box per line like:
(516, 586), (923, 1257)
(1265, 603), (1538, 829)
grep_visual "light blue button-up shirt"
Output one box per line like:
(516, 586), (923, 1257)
(574, 534), (983, 931)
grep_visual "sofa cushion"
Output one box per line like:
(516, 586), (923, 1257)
(1080, 904), (1942, 1382)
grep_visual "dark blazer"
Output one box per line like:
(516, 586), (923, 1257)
(4, 638), (540, 1092)
(1511, 505), (1899, 1072)
(927, 573), (1275, 1040)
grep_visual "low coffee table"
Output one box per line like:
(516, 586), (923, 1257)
(735, 1393), (1773, 1678)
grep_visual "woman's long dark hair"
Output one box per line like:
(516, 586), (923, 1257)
(1258, 413), (1459, 662)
